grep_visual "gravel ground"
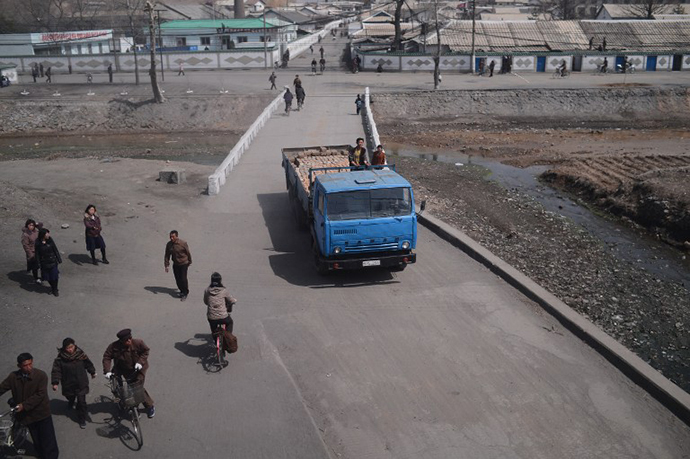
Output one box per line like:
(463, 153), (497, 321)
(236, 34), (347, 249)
(395, 156), (690, 391)
(373, 87), (690, 393)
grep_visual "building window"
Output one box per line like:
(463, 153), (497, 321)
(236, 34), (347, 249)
(201, 36), (211, 45)
(237, 36), (248, 43)
(176, 37), (187, 46)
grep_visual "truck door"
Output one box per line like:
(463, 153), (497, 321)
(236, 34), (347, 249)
(313, 187), (327, 254)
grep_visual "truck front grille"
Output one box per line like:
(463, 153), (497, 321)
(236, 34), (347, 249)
(344, 242), (399, 253)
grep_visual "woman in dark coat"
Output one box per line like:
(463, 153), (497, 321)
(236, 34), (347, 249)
(84, 204), (108, 265)
(35, 228), (62, 296)
(51, 338), (96, 428)
(21, 219), (42, 283)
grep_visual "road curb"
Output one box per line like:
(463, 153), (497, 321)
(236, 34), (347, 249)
(417, 210), (690, 426)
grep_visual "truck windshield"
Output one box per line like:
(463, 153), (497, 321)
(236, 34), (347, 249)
(327, 188), (412, 221)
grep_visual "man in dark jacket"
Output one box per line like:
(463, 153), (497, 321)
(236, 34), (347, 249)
(348, 137), (369, 169)
(51, 338), (96, 428)
(102, 329), (155, 418)
(164, 230), (192, 301)
(0, 353), (59, 459)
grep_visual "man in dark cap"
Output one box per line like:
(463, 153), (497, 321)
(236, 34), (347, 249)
(0, 353), (59, 458)
(102, 329), (155, 418)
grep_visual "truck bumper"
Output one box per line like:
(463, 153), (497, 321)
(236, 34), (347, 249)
(318, 252), (416, 271)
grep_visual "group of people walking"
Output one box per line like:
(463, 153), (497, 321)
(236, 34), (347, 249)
(282, 74), (307, 114)
(21, 205), (108, 297)
(0, 329), (153, 459)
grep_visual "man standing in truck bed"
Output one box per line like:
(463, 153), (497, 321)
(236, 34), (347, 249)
(348, 138), (369, 170)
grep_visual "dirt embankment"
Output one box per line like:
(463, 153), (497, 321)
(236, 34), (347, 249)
(374, 88), (690, 246)
(373, 87), (690, 129)
(0, 95), (274, 135)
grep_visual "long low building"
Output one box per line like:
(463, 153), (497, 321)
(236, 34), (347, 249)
(358, 19), (690, 73)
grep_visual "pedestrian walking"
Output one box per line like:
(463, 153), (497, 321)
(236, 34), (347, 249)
(107, 64), (113, 83)
(32, 65), (38, 83)
(269, 71), (277, 90)
(293, 74), (301, 88)
(84, 204), (109, 265)
(45, 67), (52, 83)
(164, 230), (191, 301)
(371, 145), (386, 166)
(102, 329), (155, 419)
(602, 36), (607, 51)
(295, 84), (305, 110)
(589, 36), (594, 50)
(311, 58), (317, 74)
(0, 353), (60, 459)
(39, 63), (44, 78)
(319, 57), (326, 73)
(319, 46), (324, 59)
(178, 63), (185, 76)
(283, 86), (293, 114)
(22, 219), (42, 284)
(489, 60), (495, 77)
(310, 44), (314, 54)
(51, 338), (96, 429)
(355, 94), (363, 115)
(204, 272), (236, 335)
(35, 228), (62, 296)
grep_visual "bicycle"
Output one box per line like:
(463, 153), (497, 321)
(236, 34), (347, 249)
(212, 323), (229, 370)
(552, 69), (570, 79)
(0, 407), (28, 454)
(107, 374), (144, 449)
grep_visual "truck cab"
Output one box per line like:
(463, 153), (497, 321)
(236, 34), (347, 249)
(311, 168), (417, 272)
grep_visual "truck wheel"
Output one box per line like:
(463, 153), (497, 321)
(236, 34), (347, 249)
(313, 242), (329, 275)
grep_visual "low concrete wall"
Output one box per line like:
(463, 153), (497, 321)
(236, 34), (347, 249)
(208, 91), (283, 196)
(362, 87), (380, 153)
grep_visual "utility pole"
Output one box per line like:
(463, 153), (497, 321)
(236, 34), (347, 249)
(433, 0), (441, 89)
(144, 1), (164, 102)
(263, 12), (267, 69)
(155, 9), (165, 82)
(470, 0), (476, 73)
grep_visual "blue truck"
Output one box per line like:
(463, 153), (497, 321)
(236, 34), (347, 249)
(282, 145), (418, 274)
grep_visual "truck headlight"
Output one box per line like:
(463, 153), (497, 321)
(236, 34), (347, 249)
(401, 241), (410, 250)
(334, 246), (342, 254)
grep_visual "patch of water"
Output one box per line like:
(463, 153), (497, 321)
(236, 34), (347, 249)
(389, 144), (690, 285)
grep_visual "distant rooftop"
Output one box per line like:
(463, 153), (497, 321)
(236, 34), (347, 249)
(160, 19), (279, 29)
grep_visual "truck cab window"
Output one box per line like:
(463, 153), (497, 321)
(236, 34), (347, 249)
(318, 191), (324, 215)
(328, 188), (411, 221)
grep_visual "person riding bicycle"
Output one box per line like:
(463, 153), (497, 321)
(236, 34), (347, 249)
(102, 329), (155, 418)
(311, 58), (317, 74)
(204, 272), (236, 335)
(600, 57), (608, 73)
(558, 59), (567, 77)
(295, 84), (306, 110)
(283, 86), (293, 114)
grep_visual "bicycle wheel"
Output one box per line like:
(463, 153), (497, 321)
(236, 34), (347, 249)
(128, 408), (143, 448)
(11, 423), (28, 449)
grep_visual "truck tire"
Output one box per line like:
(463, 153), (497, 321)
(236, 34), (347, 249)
(313, 242), (329, 275)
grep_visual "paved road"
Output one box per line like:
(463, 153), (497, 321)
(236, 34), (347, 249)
(1, 40), (690, 458)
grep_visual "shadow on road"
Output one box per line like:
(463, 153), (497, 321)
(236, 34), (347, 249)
(143, 286), (178, 297)
(6, 270), (50, 295)
(68, 253), (93, 266)
(175, 335), (229, 373)
(257, 193), (398, 288)
(49, 398), (80, 426)
(91, 395), (143, 451)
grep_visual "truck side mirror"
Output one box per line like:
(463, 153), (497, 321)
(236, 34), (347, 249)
(419, 200), (426, 213)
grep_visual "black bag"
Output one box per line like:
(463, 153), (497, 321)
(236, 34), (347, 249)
(223, 331), (238, 354)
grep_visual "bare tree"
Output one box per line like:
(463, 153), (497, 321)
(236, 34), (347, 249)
(392, 0), (404, 52)
(534, 0), (578, 20)
(144, 1), (164, 103)
(622, 0), (670, 19)
(116, 0), (147, 85)
(9, 0), (100, 32)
